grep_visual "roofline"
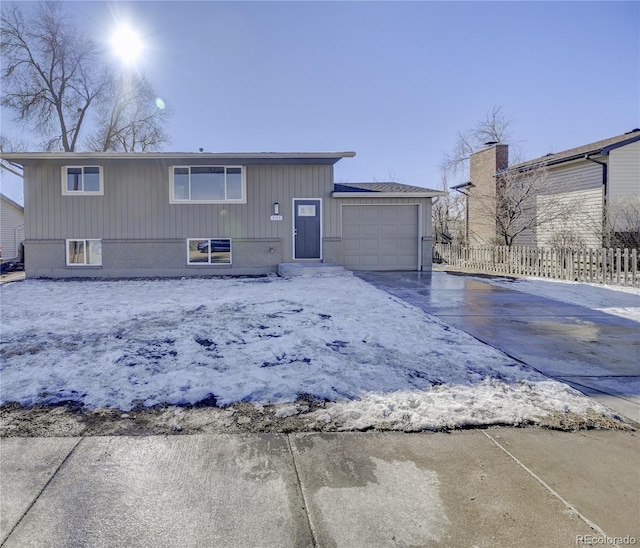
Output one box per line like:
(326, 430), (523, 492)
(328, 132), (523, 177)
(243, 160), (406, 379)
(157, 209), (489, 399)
(509, 133), (640, 171)
(450, 181), (473, 190)
(0, 193), (24, 212)
(600, 133), (640, 154)
(0, 151), (356, 164)
(332, 191), (447, 198)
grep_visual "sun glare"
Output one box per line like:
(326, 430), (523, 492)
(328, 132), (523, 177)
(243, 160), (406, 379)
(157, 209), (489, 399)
(111, 24), (143, 65)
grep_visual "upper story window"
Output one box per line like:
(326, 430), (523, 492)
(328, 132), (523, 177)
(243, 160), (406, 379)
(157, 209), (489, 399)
(171, 166), (245, 203)
(62, 166), (103, 195)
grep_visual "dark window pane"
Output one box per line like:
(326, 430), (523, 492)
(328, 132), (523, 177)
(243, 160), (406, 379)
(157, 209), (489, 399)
(68, 240), (85, 264)
(84, 167), (100, 192)
(67, 168), (82, 191)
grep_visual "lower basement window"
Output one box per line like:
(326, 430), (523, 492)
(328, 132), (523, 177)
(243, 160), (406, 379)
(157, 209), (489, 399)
(66, 239), (102, 266)
(187, 238), (232, 265)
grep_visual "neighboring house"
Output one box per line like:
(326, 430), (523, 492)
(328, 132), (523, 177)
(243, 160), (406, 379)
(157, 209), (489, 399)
(0, 193), (24, 261)
(455, 129), (640, 247)
(0, 151), (444, 278)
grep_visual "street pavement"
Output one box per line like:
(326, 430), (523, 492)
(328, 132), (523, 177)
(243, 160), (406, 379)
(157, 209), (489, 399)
(356, 270), (640, 424)
(1, 430), (638, 547)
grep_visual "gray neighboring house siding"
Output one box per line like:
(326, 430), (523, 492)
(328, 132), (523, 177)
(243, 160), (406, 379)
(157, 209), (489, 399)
(1, 152), (444, 278)
(0, 193), (24, 260)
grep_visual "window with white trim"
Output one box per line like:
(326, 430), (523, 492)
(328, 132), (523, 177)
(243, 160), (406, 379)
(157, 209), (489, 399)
(62, 166), (103, 195)
(66, 239), (102, 266)
(171, 166), (244, 203)
(187, 239), (231, 265)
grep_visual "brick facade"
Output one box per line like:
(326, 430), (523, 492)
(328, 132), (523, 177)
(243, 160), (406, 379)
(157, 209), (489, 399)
(467, 145), (508, 245)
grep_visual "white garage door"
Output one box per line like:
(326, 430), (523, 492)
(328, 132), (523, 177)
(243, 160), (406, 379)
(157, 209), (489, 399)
(342, 205), (419, 271)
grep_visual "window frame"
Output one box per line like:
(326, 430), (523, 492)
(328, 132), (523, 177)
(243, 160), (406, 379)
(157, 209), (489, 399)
(61, 166), (104, 195)
(170, 165), (246, 204)
(186, 238), (232, 266)
(65, 239), (103, 267)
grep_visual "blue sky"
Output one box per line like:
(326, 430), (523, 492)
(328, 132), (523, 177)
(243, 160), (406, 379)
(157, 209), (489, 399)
(1, 1), (638, 204)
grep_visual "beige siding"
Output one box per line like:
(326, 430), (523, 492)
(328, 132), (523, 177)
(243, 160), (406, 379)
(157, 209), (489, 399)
(534, 188), (603, 248)
(1, 198), (24, 259)
(609, 141), (640, 202)
(514, 160), (603, 247)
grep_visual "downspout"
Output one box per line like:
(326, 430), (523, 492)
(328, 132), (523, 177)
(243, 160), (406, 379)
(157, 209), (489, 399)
(585, 153), (608, 246)
(432, 196), (442, 243)
(15, 224), (24, 262)
(453, 187), (471, 244)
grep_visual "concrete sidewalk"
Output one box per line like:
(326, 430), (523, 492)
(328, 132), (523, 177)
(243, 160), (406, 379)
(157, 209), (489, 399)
(1, 430), (638, 547)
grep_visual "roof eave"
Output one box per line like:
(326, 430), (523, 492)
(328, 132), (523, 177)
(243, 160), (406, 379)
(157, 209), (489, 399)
(509, 133), (640, 171)
(0, 193), (24, 212)
(332, 191), (447, 198)
(0, 151), (357, 165)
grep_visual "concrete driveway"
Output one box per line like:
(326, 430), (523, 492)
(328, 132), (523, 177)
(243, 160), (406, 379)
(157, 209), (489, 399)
(356, 271), (640, 424)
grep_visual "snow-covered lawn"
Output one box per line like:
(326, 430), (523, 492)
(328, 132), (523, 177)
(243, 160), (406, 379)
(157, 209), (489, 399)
(473, 276), (640, 322)
(0, 275), (616, 431)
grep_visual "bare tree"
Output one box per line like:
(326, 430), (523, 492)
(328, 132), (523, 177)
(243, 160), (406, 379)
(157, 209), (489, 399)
(440, 106), (514, 179)
(433, 193), (466, 244)
(1, 1), (109, 151)
(1, 1), (170, 152)
(86, 73), (170, 152)
(432, 171), (466, 244)
(0, 136), (26, 177)
(582, 196), (640, 249)
(492, 163), (580, 247)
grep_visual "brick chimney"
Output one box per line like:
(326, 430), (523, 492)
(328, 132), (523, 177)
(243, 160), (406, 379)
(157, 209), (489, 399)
(467, 144), (508, 245)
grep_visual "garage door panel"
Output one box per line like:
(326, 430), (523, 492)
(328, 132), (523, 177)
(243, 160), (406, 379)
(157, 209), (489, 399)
(378, 225), (398, 237)
(359, 208), (382, 221)
(342, 205), (418, 271)
(360, 225), (380, 237)
(358, 255), (381, 267)
(398, 224), (418, 236)
(396, 238), (417, 251)
(380, 208), (401, 221)
(342, 225), (361, 238)
(361, 240), (382, 252)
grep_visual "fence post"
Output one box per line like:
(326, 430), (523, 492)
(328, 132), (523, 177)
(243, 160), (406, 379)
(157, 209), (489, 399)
(623, 248), (629, 287)
(633, 249), (638, 288)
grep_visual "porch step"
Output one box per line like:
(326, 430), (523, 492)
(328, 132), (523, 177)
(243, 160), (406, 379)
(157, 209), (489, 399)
(277, 262), (352, 277)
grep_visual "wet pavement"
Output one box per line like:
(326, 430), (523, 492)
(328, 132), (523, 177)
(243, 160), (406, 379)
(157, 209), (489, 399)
(2, 430), (639, 546)
(356, 271), (640, 424)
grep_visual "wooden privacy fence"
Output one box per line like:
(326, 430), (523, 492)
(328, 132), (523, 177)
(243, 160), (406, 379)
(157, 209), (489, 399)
(433, 244), (640, 288)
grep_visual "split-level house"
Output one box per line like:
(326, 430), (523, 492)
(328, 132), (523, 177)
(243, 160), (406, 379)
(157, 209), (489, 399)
(455, 129), (640, 248)
(0, 151), (445, 278)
